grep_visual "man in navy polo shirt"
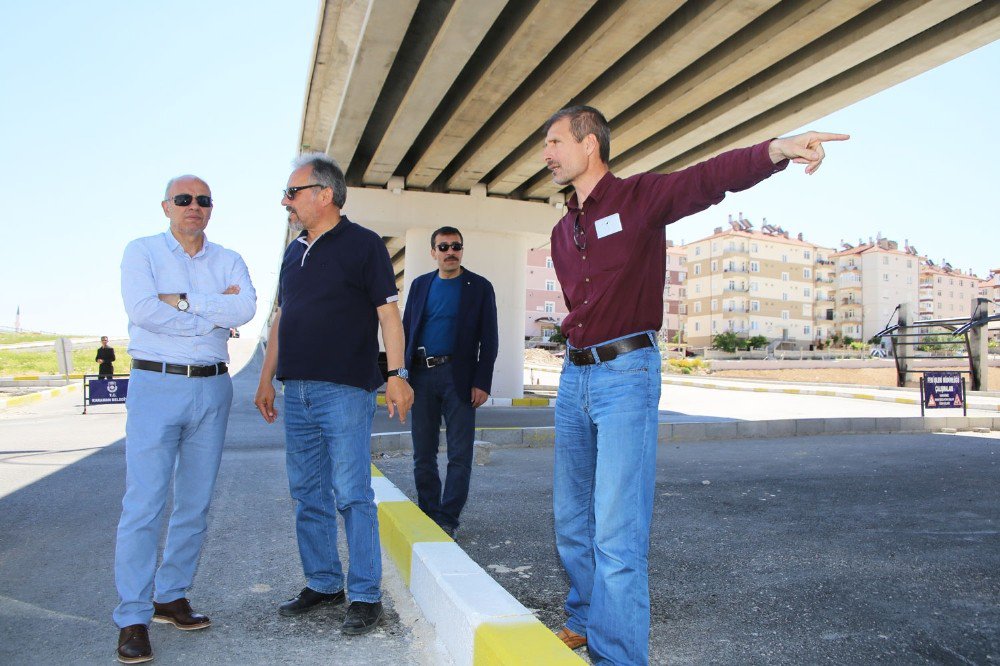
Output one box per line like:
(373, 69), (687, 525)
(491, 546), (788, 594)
(403, 226), (498, 538)
(254, 152), (413, 636)
(543, 105), (848, 664)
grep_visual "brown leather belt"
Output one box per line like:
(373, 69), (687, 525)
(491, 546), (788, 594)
(132, 359), (228, 377)
(567, 333), (654, 366)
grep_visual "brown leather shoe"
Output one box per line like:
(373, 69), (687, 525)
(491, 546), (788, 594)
(556, 626), (587, 650)
(117, 624), (153, 663)
(152, 598), (211, 630)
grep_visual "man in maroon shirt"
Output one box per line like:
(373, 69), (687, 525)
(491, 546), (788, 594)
(543, 105), (847, 665)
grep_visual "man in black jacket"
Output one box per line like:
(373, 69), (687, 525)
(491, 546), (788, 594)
(403, 227), (499, 538)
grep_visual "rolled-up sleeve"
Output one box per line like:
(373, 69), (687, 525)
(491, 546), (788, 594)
(121, 241), (215, 336)
(187, 254), (257, 328)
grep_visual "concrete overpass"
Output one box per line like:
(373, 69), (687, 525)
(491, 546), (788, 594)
(278, 0), (1000, 398)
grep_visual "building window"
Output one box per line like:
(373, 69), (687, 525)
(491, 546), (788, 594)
(750, 282), (759, 292)
(545, 256), (553, 269)
(711, 299), (718, 311)
(712, 319), (718, 331)
(782, 254), (788, 263)
(750, 320), (758, 330)
(694, 302), (702, 313)
(804, 250), (811, 260)
(751, 300), (760, 312)
(695, 246), (702, 256)
(804, 268), (812, 279)
(750, 261), (760, 272)
(803, 287), (811, 297)
(782, 272), (789, 282)
(804, 325), (811, 335)
(781, 310), (789, 320)
(782, 293), (788, 301)
(545, 280), (555, 291)
(751, 243), (758, 253)
(694, 322), (700, 332)
(544, 301), (554, 313)
(694, 264), (702, 275)
(883, 256), (889, 265)
(710, 260), (718, 272)
(907, 260), (912, 268)
(883, 273), (889, 282)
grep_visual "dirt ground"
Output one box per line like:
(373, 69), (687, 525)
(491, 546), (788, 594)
(711, 367), (1000, 391)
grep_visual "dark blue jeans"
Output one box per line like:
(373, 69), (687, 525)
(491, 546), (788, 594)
(410, 364), (475, 530)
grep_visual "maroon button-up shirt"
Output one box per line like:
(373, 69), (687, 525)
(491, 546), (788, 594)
(551, 140), (787, 348)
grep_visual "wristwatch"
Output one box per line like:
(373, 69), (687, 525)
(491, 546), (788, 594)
(177, 293), (190, 312)
(387, 367), (409, 380)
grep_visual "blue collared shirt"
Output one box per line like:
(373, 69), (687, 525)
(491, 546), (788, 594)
(121, 230), (257, 365)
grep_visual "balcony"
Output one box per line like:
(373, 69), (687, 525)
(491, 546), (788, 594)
(722, 265), (748, 274)
(840, 298), (860, 306)
(838, 282), (862, 290)
(815, 276), (834, 283)
(722, 246), (748, 257)
(840, 264), (860, 272)
(723, 285), (750, 293)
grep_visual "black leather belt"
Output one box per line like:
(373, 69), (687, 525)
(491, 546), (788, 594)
(567, 333), (654, 366)
(132, 359), (228, 377)
(414, 351), (451, 368)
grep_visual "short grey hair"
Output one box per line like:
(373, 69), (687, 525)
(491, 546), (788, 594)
(163, 174), (208, 200)
(292, 152), (347, 208)
(543, 106), (611, 164)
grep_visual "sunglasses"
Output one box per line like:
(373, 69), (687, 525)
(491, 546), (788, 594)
(283, 183), (325, 200)
(169, 194), (213, 208)
(572, 212), (586, 252)
(436, 242), (463, 252)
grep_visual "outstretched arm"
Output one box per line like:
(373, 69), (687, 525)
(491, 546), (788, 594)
(768, 131), (850, 175)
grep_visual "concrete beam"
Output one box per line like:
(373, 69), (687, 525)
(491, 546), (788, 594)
(612, 0), (982, 179)
(443, 0), (685, 193)
(647, 0), (1000, 177)
(362, 0), (507, 186)
(489, 0), (783, 196)
(520, 0), (881, 199)
(405, 0), (597, 189)
(315, 0), (419, 169)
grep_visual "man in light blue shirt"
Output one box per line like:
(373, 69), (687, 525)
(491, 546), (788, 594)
(114, 175), (255, 664)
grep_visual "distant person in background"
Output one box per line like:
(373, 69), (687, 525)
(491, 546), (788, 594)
(96, 336), (116, 379)
(403, 226), (498, 538)
(114, 175), (256, 664)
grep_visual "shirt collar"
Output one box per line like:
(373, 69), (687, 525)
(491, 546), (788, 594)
(163, 229), (209, 258)
(295, 215), (352, 247)
(566, 171), (615, 212)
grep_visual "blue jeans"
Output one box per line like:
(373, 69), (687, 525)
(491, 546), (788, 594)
(410, 364), (475, 530)
(554, 333), (661, 666)
(114, 369), (232, 628)
(283, 380), (381, 602)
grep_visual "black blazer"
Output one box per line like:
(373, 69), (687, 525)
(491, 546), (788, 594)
(403, 268), (499, 398)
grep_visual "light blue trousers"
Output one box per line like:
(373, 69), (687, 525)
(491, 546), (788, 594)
(554, 334), (661, 666)
(113, 368), (232, 628)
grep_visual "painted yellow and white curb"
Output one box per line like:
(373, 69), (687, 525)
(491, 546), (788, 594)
(370, 465), (583, 665)
(0, 383), (79, 409)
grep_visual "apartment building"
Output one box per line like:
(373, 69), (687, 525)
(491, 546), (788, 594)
(985, 270), (1000, 343)
(830, 238), (919, 341)
(524, 247), (567, 340)
(662, 241), (687, 342)
(684, 217), (817, 349)
(919, 259), (986, 321)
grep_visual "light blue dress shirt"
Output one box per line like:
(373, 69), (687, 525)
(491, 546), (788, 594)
(121, 230), (257, 365)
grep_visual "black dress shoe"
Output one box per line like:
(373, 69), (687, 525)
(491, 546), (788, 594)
(279, 587), (346, 616)
(152, 597), (211, 630)
(342, 601), (384, 635)
(117, 624), (153, 663)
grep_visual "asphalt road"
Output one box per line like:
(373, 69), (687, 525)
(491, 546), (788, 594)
(377, 432), (1000, 665)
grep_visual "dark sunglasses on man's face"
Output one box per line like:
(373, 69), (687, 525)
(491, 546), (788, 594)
(283, 184), (325, 200)
(436, 242), (463, 252)
(169, 194), (213, 208)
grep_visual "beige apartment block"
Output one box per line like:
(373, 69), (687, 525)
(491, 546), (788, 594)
(831, 238), (919, 342)
(684, 217), (818, 349)
(985, 270), (1000, 344)
(919, 259), (987, 322)
(662, 241), (687, 343)
(524, 247), (567, 341)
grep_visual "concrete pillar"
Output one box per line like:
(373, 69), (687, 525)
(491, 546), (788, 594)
(970, 297), (989, 392)
(343, 186), (559, 399)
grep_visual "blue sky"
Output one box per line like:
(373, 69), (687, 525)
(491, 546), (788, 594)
(1, 2), (996, 337)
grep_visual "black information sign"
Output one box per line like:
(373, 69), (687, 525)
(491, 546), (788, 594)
(920, 371), (966, 416)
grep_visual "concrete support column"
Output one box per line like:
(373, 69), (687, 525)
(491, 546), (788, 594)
(402, 227), (531, 399)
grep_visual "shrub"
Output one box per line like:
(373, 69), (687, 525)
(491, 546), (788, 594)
(747, 335), (768, 349)
(711, 331), (741, 353)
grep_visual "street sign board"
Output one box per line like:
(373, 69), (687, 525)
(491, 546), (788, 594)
(920, 371), (965, 416)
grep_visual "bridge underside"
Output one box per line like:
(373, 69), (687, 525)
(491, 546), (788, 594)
(301, 0), (999, 202)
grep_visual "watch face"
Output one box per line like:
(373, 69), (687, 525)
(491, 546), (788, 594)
(178, 299), (189, 311)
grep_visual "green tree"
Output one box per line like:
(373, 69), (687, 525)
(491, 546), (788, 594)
(712, 331), (741, 353)
(747, 335), (768, 349)
(548, 323), (566, 345)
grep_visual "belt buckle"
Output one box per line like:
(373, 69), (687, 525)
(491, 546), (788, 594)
(424, 356), (433, 368)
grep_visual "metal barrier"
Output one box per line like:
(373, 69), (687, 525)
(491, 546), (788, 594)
(874, 298), (995, 390)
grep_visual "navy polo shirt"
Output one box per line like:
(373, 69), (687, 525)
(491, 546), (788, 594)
(276, 216), (398, 391)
